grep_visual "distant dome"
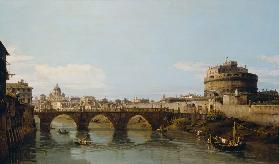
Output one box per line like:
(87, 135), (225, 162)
(52, 83), (62, 96)
(54, 83), (61, 92)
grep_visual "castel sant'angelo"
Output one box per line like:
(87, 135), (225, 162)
(204, 60), (258, 97)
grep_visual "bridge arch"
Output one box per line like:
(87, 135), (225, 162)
(127, 115), (152, 130)
(50, 114), (77, 129)
(88, 114), (114, 130)
(36, 112), (79, 132)
(35, 110), (175, 132)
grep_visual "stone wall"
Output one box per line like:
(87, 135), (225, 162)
(216, 103), (279, 127)
(0, 97), (36, 160)
(223, 94), (248, 105)
(125, 101), (208, 114)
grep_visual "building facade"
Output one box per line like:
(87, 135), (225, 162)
(34, 84), (100, 111)
(0, 41), (36, 159)
(6, 79), (33, 105)
(204, 60), (258, 97)
(0, 41), (9, 101)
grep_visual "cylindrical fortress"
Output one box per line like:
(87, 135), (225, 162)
(204, 60), (258, 97)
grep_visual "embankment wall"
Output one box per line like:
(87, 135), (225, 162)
(216, 104), (279, 127)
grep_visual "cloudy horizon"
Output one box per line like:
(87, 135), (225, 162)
(1, 0), (279, 100)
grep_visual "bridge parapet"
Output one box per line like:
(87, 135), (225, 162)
(34, 107), (176, 114)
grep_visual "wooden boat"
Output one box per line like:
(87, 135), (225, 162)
(156, 126), (167, 133)
(209, 136), (246, 151)
(74, 138), (93, 145)
(208, 122), (246, 151)
(58, 128), (69, 134)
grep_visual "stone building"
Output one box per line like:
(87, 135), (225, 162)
(6, 79), (33, 105)
(80, 96), (99, 110)
(204, 60), (258, 97)
(249, 89), (279, 104)
(48, 84), (67, 110)
(34, 84), (100, 111)
(48, 84), (66, 102)
(0, 41), (35, 159)
(133, 97), (150, 103)
(0, 41), (9, 158)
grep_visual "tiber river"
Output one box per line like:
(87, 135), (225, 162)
(2, 115), (279, 164)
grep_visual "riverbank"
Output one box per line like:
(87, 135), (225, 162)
(168, 115), (279, 144)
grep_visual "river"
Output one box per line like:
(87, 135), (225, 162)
(2, 126), (279, 163)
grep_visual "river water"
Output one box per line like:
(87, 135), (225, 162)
(2, 127), (279, 164)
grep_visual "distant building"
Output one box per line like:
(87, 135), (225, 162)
(204, 60), (258, 97)
(249, 89), (279, 104)
(133, 97), (149, 103)
(48, 84), (66, 102)
(80, 96), (98, 110)
(34, 84), (101, 111)
(6, 79), (33, 105)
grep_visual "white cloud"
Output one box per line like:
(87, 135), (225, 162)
(174, 61), (208, 79)
(254, 55), (279, 86)
(6, 46), (34, 84)
(34, 64), (106, 90)
(259, 55), (279, 64)
(6, 46), (33, 64)
(5, 45), (107, 96)
(248, 66), (279, 89)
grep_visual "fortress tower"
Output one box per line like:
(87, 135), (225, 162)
(204, 60), (258, 97)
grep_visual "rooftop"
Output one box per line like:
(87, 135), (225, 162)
(0, 41), (9, 56)
(7, 79), (32, 89)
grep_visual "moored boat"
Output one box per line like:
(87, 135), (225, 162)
(209, 136), (246, 151)
(208, 122), (246, 151)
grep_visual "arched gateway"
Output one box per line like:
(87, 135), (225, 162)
(35, 109), (175, 132)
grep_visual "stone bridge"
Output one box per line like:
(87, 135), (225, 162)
(35, 108), (186, 132)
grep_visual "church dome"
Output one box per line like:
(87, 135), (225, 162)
(52, 83), (62, 96)
(54, 83), (61, 91)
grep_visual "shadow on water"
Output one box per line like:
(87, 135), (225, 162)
(112, 130), (130, 144)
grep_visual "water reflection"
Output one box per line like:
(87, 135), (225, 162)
(1, 128), (279, 164)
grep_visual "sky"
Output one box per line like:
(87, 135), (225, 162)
(1, 0), (279, 100)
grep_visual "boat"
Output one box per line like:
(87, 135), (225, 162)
(57, 123), (70, 134)
(58, 128), (69, 134)
(156, 126), (167, 133)
(74, 137), (93, 145)
(208, 122), (246, 151)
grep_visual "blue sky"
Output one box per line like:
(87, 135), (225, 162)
(1, 0), (279, 99)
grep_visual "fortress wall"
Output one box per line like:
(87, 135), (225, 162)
(205, 79), (257, 93)
(216, 104), (279, 127)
